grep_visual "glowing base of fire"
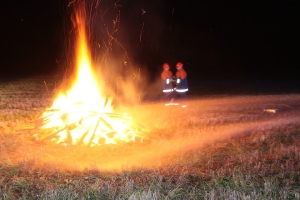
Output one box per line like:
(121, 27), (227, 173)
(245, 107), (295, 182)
(35, 106), (147, 147)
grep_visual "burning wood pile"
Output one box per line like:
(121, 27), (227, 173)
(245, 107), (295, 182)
(35, 105), (146, 147)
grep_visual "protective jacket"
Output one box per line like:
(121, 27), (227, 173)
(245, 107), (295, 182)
(161, 70), (173, 93)
(176, 68), (188, 92)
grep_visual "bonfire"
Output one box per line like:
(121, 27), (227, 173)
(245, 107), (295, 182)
(34, 2), (146, 147)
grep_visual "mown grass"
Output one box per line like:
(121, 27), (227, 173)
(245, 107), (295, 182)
(0, 76), (300, 199)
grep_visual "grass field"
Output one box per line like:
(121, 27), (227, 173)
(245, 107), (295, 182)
(0, 76), (300, 199)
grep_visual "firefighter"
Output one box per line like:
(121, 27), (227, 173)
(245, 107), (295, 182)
(161, 63), (174, 103)
(175, 62), (188, 107)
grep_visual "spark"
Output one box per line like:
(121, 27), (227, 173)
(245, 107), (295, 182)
(170, 8), (174, 31)
(68, 0), (76, 7)
(108, 34), (129, 61)
(43, 81), (50, 98)
(140, 22), (144, 43)
(141, 8), (146, 15)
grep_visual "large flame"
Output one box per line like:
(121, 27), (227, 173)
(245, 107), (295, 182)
(39, 4), (143, 146)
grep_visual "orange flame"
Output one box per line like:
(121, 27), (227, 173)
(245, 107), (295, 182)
(40, 3), (141, 146)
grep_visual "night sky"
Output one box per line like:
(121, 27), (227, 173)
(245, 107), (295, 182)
(1, 0), (299, 84)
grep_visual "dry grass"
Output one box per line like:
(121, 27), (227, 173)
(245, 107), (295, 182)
(0, 76), (300, 199)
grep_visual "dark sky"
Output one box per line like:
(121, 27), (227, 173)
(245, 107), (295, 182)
(0, 0), (299, 82)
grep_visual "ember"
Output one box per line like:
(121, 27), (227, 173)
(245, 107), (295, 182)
(34, 1), (146, 146)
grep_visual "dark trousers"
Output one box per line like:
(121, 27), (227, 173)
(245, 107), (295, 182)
(176, 92), (187, 105)
(176, 92), (186, 99)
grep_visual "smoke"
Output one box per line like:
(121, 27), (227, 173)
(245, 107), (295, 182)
(58, 0), (169, 105)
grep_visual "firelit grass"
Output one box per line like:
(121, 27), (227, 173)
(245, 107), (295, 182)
(0, 77), (300, 199)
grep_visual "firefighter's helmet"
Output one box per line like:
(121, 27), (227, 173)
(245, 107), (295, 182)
(163, 63), (170, 69)
(176, 62), (183, 69)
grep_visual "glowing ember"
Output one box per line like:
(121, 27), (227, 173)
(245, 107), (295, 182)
(37, 3), (145, 146)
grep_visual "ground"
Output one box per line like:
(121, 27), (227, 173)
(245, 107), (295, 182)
(0, 76), (300, 199)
